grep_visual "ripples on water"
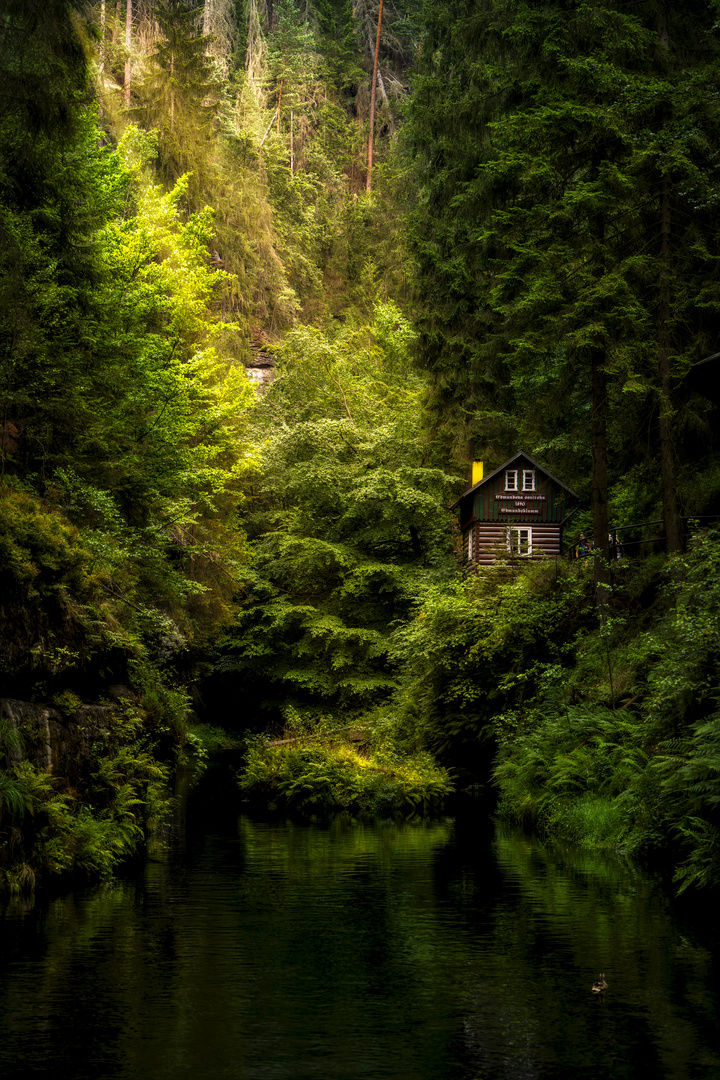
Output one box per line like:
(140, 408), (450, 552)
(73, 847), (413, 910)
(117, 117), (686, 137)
(1, 789), (720, 1080)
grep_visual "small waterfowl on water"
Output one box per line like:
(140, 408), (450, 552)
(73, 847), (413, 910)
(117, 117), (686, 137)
(591, 973), (609, 994)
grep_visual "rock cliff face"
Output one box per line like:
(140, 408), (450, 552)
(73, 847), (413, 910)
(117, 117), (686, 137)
(1, 698), (120, 784)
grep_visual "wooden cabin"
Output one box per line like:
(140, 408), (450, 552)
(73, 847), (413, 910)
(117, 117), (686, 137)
(452, 452), (578, 567)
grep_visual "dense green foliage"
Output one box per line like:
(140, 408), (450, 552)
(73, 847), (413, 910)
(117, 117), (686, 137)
(403, 0), (720, 545)
(385, 561), (589, 776)
(240, 733), (452, 815)
(382, 532), (720, 892)
(489, 533), (720, 892)
(0, 698), (173, 892)
(212, 304), (456, 729)
(2, 0), (720, 896)
(0, 0), (255, 886)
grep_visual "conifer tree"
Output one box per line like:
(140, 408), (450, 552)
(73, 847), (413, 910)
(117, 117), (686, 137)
(405, 0), (720, 567)
(137, 0), (222, 192)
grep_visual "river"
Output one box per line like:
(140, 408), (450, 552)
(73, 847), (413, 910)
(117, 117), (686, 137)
(1, 772), (720, 1080)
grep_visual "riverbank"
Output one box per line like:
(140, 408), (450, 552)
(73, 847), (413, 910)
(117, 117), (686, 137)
(3, 524), (720, 898)
(485, 535), (720, 893)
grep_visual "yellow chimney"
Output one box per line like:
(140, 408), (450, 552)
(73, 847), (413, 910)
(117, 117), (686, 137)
(472, 460), (484, 486)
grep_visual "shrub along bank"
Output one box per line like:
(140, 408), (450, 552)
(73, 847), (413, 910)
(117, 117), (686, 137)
(229, 527), (720, 894)
(385, 531), (720, 894)
(239, 735), (453, 817)
(0, 487), (202, 895)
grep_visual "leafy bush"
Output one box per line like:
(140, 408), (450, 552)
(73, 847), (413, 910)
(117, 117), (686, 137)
(492, 705), (647, 845)
(387, 560), (591, 775)
(0, 488), (99, 685)
(238, 736), (452, 817)
(187, 723), (245, 751)
(487, 531), (720, 892)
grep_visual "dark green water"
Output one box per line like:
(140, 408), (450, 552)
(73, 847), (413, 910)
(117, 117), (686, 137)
(2, 791), (720, 1080)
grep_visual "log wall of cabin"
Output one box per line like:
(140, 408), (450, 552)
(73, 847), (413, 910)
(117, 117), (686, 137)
(467, 522), (562, 566)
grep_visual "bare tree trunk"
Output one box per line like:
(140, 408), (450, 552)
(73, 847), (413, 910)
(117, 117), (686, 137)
(366, 0), (384, 193)
(259, 107), (278, 147)
(170, 44), (175, 131)
(124, 0), (132, 106)
(290, 110), (294, 175)
(99, 0), (106, 74)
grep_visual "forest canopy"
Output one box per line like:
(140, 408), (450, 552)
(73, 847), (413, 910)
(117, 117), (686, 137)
(2, 0), (720, 895)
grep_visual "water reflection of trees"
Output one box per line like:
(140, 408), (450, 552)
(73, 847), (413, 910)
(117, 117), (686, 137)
(1, 818), (719, 1079)
(454, 827), (719, 1079)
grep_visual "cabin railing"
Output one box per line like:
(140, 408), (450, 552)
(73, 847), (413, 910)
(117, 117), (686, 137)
(564, 515), (720, 561)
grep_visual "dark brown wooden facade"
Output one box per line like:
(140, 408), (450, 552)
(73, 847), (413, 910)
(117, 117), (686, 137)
(453, 452), (578, 567)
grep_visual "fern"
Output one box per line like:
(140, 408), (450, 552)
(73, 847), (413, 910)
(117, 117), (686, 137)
(239, 738), (452, 816)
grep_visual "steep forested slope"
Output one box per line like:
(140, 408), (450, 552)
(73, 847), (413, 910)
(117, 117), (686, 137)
(2, 0), (720, 895)
(0, 0), (432, 885)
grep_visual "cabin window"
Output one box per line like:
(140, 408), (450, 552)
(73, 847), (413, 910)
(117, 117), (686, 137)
(463, 527), (475, 563)
(507, 527), (532, 557)
(522, 469), (535, 491)
(505, 470), (518, 491)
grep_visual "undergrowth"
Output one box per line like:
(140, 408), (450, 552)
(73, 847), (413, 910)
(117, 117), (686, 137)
(489, 530), (720, 893)
(238, 735), (453, 817)
(0, 743), (172, 894)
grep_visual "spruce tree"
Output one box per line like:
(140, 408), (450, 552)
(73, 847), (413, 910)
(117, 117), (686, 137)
(137, 0), (223, 193)
(405, 0), (720, 568)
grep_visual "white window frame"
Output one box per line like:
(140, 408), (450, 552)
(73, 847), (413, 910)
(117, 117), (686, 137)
(507, 526), (533, 557)
(464, 527), (475, 563)
(505, 470), (518, 491)
(522, 469), (536, 491)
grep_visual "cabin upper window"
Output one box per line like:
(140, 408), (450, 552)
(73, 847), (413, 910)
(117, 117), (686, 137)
(522, 470), (536, 491)
(508, 527), (532, 557)
(505, 470), (518, 491)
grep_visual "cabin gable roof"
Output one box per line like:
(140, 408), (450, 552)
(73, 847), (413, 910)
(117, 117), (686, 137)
(451, 451), (579, 509)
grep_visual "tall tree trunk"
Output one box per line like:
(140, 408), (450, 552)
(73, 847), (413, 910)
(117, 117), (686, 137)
(656, 8), (683, 554)
(98, 0), (106, 117)
(124, 0), (132, 106)
(170, 44), (175, 132)
(591, 346), (610, 618)
(366, 0), (384, 193)
(658, 173), (683, 553)
(591, 201), (610, 618)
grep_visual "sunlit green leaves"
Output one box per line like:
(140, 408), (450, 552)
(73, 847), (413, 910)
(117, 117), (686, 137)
(238, 737), (452, 816)
(214, 303), (456, 727)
